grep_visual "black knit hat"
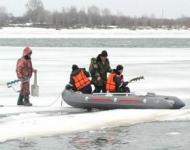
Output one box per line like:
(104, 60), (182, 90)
(100, 50), (108, 57)
(72, 64), (79, 71)
(116, 65), (123, 71)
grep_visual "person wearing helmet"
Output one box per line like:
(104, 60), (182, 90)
(16, 47), (37, 106)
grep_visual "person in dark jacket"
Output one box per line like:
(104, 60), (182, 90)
(89, 50), (112, 93)
(68, 64), (92, 94)
(106, 65), (130, 93)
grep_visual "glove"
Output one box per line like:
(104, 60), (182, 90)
(65, 84), (73, 90)
(20, 77), (30, 83)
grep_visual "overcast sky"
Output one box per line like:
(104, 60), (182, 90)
(0, 0), (190, 18)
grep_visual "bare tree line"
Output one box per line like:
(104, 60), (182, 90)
(1, 0), (190, 29)
(0, 7), (11, 26)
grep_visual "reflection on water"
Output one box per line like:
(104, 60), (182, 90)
(1, 121), (190, 150)
(70, 129), (122, 150)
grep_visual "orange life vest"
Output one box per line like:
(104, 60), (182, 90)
(72, 69), (91, 90)
(106, 72), (117, 92)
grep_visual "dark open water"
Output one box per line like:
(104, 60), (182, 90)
(1, 121), (190, 150)
(1, 38), (190, 48)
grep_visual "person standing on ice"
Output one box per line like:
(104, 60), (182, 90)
(89, 50), (112, 93)
(16, 47), (37, 106)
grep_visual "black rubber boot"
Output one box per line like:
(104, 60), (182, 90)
(17, 94), (24, 105)
(24, 95), (32, 106)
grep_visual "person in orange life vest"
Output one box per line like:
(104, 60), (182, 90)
(16, 47), (37, 106)
(69, 64), (92, 94)
(106, 65), (130, 93)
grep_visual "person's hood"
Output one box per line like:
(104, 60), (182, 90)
(23, 47), (32, 56)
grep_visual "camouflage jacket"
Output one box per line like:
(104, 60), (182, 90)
(89, 56), (112, 86)
(16, 57), (33, 80)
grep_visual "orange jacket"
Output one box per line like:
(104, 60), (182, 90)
(72, 69), (91, 90)
(106, 72), (117, 92)
(106, 71), (124, 92)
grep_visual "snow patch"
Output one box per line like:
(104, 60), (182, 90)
(1, 27), (190, 38)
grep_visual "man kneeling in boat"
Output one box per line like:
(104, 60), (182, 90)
(106, 65), (130, 93)
(66, 64), (92, 94)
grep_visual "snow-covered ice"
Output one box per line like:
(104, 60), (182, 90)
(1, 27), (190, 38)
(0, 46), (190, 142)
(0, 27), (190, 142)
